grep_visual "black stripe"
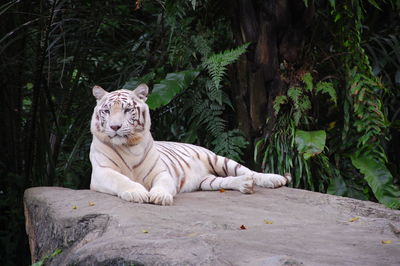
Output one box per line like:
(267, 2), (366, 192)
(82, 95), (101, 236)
(184, 144), (201, 159)
(168, 142), (191, 157)
(143, 156), (159, 182)
(132, 141), (153, 169)
(222, 157), (229, 176)
(150, 170), (167, 187)
(179, 177), (186, 191)
(162, 145), (191, 168)
(142, 109), (146, 125)
(160, 157), (174, 177)
(159, 146), (186, 174)
(199, 177), (209, 190)
(104, 142), (131, 171)
(158, 150), (180, 177)
(209, 177), (217, 189)
(234, 163), (242, 176)
(207, 154), (217, 175)
(98, 150), (119, 168)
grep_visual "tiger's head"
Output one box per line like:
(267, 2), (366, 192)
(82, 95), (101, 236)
(90, 84), (150, 146)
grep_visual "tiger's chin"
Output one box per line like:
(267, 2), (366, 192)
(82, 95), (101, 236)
(109, 136), (128, 146)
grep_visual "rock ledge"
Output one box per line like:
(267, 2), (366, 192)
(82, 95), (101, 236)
(24, 187), (400, 265)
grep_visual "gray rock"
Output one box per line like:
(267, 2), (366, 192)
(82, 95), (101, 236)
(24, 187), (400, 266)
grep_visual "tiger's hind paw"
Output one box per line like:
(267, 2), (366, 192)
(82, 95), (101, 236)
(253, 173), (291, 188)
(149, 187), (174, 206)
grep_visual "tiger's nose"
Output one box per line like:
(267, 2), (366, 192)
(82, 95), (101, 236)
(110, 125), (121, 131)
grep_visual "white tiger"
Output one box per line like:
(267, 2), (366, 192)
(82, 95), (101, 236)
(89, 84), (291, 205)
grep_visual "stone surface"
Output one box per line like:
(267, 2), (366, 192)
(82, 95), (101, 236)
(24, 186), (400, 266)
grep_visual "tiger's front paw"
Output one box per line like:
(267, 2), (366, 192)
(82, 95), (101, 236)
(118, 185), (149, 203)
(149, 187), (173, 206)
(237, 175), (254, 194)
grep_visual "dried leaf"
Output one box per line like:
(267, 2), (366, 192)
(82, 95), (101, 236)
(72, 205), (77, 210)
(135, 0), (141, 10)
(264, 220), (273, 224)
(240, 225), (246, 230)
(219, 188), (225, 192)
(381, 240), (392, 244)
(142, 229), (149, 234)
(88, 202), (95, 206)
(349, 217), (359, 222)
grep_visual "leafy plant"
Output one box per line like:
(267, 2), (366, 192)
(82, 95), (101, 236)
(31, 248), (62, 266)
(350, 154), (400, 209)
(258, 72), (338, 191)
(295, 130), (327, 160)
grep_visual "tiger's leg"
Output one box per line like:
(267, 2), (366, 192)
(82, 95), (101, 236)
(209, 155), (291, 188)
(91, 167), (149, 203)
(198, 174), (254, 194)
(149, 171), (177, 206)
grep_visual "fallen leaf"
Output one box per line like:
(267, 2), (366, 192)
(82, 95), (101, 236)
(142, 229), (149, 234)
(240, 225), (246, 230)
(349, 217), (359, 222)
(381, 240), (392, 244)
(72, 205), (77, 210)
(88, 202), (95, 206)
(264, 220), (273, 224)
(219, 188), (225, 192)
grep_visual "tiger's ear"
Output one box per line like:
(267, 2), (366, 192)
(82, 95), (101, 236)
(93, 85), (108, 101)
(133, 84), (149, 101)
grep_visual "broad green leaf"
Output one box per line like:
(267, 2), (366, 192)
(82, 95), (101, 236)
(295, 130), (326, 160)
(122, 72), (155, 90)
(350, 154), (400, 209)
(146, 70), (200, 110)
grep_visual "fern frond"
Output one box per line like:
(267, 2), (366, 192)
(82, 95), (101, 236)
(287, 87), (302, 106)
(205, 116), (226, 137)
(302, 73), (314, 92)
(211, 130), (248, 162)
(273, 95), (288, 115)
(316, 81), (337, 104)
(298, 97), (312, 112)
(203, 43), (250, 90)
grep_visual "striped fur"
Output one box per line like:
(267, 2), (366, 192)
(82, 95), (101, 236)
(89, 84), (291, 205)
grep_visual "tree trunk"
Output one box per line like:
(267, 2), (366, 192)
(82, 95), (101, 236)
(229, 0), (314, 167)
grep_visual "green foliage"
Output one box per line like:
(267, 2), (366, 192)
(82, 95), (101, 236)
(145, 70), (200, 110)
(203, 43), (250, 91)
(31, 248), (62, 266)
(212, 130), (249, 161)
(260, 1), (400, 208)
(347, 70), (387, 155)
(260, 72), (339, 191)
(189, 44), (249, 161)
(350, 154), (400, 209)
(295, 130), (327, 160)
(274, 73), (337, 126)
